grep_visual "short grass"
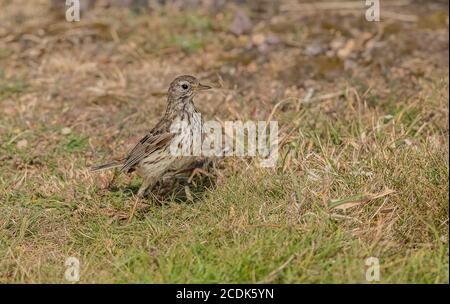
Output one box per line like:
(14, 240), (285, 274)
(0, 0), (448, 283)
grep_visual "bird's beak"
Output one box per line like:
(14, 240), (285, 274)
(197, 83), (212, 91)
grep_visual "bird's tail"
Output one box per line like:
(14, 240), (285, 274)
(91, 160), (124, 172)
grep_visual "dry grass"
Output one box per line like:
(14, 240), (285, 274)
(0, 0), (448, 283)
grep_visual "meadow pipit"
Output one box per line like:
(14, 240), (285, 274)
(92, 75), (211, 198)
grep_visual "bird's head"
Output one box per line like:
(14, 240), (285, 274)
(168, 75), (211, 100)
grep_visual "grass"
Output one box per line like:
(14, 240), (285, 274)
(0, 0), (448, 283)
(0, 79), (28, 99)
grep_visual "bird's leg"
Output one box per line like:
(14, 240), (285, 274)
(137, 177), (157, 198)
(128, 196), (141, 224)
(188, 168), (213, 183)
(128, 177), (156, 223)
(107, 168), (119, 189)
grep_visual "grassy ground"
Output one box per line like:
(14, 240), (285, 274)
(0, 0), (448, 283)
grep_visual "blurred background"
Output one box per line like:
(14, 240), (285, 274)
(1, 0), (448, 146)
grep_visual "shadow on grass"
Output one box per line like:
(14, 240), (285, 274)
(106, 161), (216, 206)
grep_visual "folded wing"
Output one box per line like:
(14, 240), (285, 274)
(120, 132), (175, 173)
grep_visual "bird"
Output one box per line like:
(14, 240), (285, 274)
(91, 75), (211, 198)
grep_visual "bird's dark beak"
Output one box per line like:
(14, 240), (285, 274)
(197, 83), (212, 91)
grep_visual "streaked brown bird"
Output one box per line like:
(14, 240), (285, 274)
(92, 75), (211, 198)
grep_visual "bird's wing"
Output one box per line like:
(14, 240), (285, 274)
(120, 132), (175, 173)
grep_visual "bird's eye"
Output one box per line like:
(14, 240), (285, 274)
(182, 84), (189, 90)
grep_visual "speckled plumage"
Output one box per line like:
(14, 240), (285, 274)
(92, 75), (210, 197)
